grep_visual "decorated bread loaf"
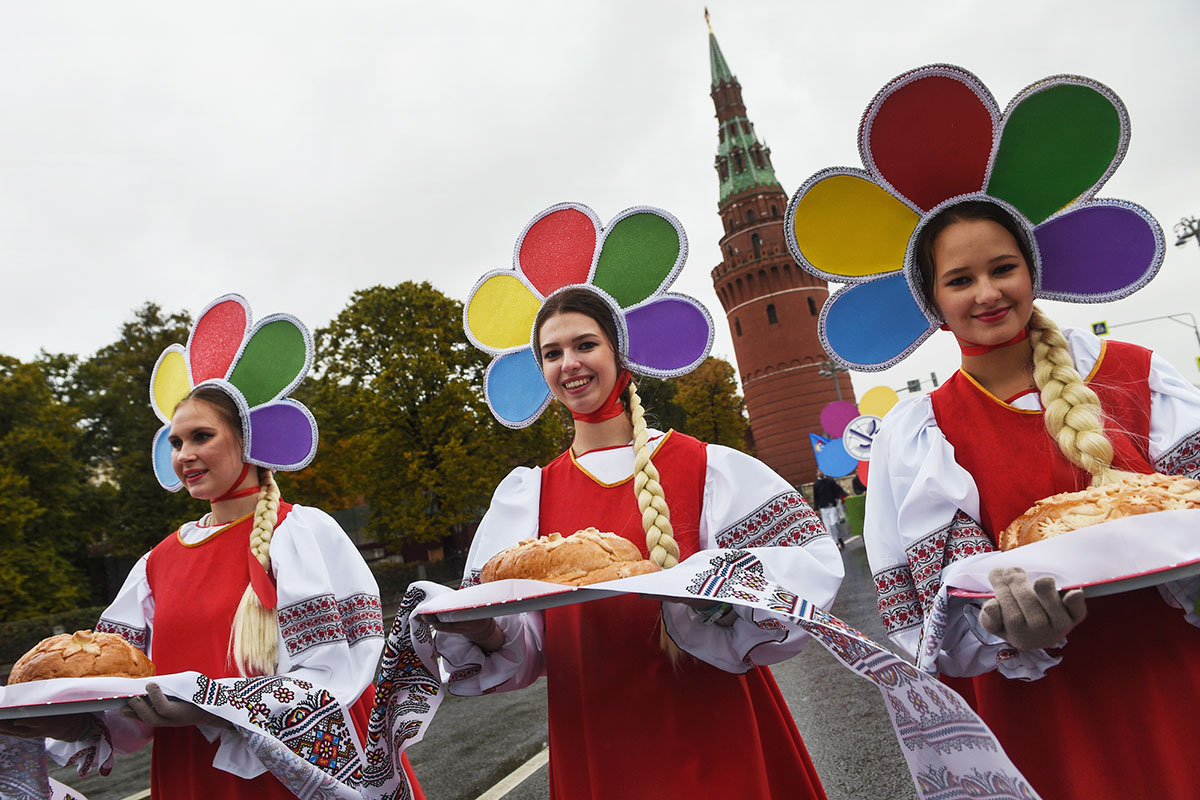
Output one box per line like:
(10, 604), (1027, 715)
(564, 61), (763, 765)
(8, 630), (155, 683)
(481, 527), (661, 586)
(999, 472), (1200, 551)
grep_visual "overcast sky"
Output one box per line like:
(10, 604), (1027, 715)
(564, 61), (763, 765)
(3, 0), (1198, 400)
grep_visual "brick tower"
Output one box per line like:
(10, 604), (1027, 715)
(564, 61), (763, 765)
(707, 21), (855, 486)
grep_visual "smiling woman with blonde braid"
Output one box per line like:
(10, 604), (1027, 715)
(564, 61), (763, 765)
(2, 296), (424, 799)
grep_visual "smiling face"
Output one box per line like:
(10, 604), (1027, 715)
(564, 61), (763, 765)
(930, 218), (1035, 347)
(537, 311), (620, 415)
(168, 398), (247, 501)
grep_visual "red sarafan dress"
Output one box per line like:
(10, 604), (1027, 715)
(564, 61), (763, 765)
(91, 502), (424, 799)
(538, 434), (825, 799)
(925, 339), (1200, 800)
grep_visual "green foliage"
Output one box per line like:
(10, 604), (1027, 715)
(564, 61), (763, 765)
(675, 356), (750, 452)
(633, 375), (687, 433)
(70, 303), (198, 557)
(0, 605), (107, 665)
(0, 356), (94, 619)
(298, 283), (566, 549)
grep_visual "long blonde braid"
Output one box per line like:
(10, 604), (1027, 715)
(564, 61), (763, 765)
(628, 381), (679, 568)
(230, 470), (281, 676)
(1029, 305), (1124, 485)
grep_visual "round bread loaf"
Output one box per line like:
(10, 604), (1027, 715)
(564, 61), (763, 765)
(7, 630), (156, 684)
(999, 472), (1200, 551)
(481, 527), (661, 586)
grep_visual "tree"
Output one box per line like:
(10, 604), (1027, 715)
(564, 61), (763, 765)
(71, 303), (198, 558)
(0, 356), (93, 618)
(302, 283), (565, 549)
(675, 356), (750, 452)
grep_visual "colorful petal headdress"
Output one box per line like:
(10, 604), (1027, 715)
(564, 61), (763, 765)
(149, 294), (318, 490)
(464, 202), (715, 427)
(785, 64), (1165, 372)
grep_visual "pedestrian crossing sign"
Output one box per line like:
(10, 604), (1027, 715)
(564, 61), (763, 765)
(1092, 321), (1108, 336)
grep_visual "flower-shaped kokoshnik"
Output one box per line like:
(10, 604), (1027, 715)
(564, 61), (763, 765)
(149, 294), (318, 490)
(785, 64), (1165, 372)
(464, 202), (715, 427)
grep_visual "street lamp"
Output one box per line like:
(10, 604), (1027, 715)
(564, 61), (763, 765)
(1175, 216), (1200, 252)
(818, 359), (848, 402)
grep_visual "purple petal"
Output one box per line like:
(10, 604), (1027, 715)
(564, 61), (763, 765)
(248, 400), (318, 470)
(1035, 203), (1163, 301)
(626, 296), (713, 376)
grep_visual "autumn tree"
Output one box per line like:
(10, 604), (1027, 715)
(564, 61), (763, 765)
(303, 283), (565, 549)
(675, 356), (750, 452)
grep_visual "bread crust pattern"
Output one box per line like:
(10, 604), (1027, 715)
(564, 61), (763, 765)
(481, 527), (661, 586)
(999, 472), (1200, 551)
(8, 630), (156, 684)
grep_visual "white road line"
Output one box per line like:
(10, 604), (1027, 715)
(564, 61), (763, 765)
(475, 746), (550, 800)
(117, 790), (151, 800)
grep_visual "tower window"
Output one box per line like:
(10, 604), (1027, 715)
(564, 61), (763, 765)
(767, 304), (778, 324)
(747, 209), (756, 223)
(752, 233), (762, 259)
(771, 204), (778, 217)
(734, 152), (744, 172)
(808, 296), (818, 316)
(734, 317), (742, 336)
(726, 245), (733, 259)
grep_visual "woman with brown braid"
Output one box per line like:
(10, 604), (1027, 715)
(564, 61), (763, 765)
(865, 199), (1200, 798)
(435, 286), (842, 800)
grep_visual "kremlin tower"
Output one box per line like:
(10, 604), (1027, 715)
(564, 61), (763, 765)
(707, 19), (855, 486)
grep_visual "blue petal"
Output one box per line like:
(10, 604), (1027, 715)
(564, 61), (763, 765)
(823, 274), (935, 371)
(152, 425), (183, 491)
(810, 433), (859, 478)
(486, 349), (552, 428)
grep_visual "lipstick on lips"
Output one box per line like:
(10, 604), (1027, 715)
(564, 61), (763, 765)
(974, 307), (1010, 324)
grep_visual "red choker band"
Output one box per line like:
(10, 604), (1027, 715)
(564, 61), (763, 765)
(213, 462), (260, 502)
(572, 370), (633, 424)
(954, 327), (1030, 356)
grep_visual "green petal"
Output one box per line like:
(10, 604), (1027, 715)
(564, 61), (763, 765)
(987, 82), (1124, 224)
(228, 316), (310, 407)
(593, 209), (684, 307)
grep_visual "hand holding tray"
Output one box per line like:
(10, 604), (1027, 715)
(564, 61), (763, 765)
(943, 508), (1200, 599)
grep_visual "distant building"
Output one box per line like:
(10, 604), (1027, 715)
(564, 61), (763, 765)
(706, 23), (856, 485)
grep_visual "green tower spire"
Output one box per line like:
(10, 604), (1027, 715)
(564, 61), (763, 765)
(708, 16), (782, 204)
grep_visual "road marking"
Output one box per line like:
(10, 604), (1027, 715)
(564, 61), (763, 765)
(118, 791), (151, 800)
(475, 746), (549, 800)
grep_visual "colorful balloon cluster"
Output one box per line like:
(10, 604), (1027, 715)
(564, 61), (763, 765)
(809, 386), (900, 484)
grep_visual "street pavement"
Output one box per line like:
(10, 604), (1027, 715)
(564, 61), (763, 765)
(50, 536), (918, 799)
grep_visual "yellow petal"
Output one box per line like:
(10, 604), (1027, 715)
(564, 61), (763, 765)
(792, 174), (919, 279)
(466, 273), (541, 351)
(153, 348), (190, 421)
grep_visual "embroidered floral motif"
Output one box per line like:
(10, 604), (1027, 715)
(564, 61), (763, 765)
(338, 593), (385, 647)
(873, 564), (922, 636)
(279, 594), (346, 657)
(914, 764), (1038, 799)
(192, 674), (362, 785)
(906, 511), (993, 613)
(95, 618), (148, 652)
(714, 491), (826, 549)
(1156, 427), (1200, 480)
(687, 550), (769, 601)
(278, 592), (384, 657)
(461, 569), (482, 589)
(362, 586), (441, 796)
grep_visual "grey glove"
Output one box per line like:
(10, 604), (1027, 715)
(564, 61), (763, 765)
(979, 567), (1087, 651)
(122, 682), (229, 729)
